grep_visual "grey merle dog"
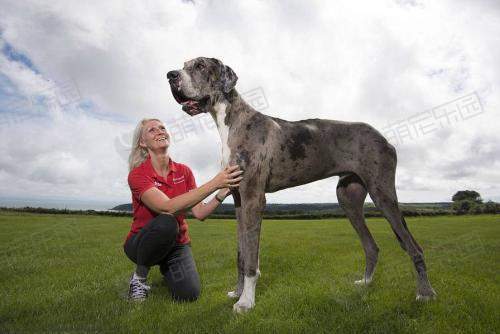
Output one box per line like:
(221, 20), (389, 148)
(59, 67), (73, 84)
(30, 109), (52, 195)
(166, 57), (436, 313)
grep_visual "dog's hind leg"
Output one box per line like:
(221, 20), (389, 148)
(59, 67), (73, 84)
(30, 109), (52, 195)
(337, 174), (379, 286)
(365, 167), (436, 301)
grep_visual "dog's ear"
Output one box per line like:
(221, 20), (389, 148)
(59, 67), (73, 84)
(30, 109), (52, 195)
(210, 58), (238, 93)
(221, 65), (238, 93)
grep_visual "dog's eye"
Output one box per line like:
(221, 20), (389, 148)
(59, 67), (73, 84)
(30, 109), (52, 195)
(196, 63), (205, 71)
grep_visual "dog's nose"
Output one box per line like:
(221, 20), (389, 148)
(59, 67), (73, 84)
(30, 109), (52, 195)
(167, 70), (180, 80)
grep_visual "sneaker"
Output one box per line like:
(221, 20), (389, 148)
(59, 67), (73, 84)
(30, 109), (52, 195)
(128, 275), (151, 301)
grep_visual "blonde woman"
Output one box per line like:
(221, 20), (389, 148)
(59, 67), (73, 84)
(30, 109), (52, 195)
(124, 118), (243, 301)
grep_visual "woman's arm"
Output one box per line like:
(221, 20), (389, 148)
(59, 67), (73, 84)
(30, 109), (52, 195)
(140, 166), (242, 215)
(190, 188), (231, 221)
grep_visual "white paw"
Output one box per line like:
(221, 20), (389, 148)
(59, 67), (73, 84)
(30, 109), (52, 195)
(416, 287), (437, 301)
(227, 290), (240, 299)
(233, 299), (254, 313)
(354, 278), (372, 286)
(416, 293), (436, 302)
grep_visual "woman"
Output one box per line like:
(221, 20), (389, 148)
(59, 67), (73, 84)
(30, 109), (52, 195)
(124, 118), (243, 302)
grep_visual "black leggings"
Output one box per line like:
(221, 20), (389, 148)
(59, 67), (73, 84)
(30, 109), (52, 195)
(124, 214), (201, 301)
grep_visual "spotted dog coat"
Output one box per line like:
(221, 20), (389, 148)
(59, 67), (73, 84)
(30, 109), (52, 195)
(167, 57), (436, 313)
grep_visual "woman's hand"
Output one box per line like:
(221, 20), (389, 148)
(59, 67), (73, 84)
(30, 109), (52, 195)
(218, 188), (232, 198)
(190, 167), (241, 220)
(211, 165), (243, 189)
(214, 188), (232, 203)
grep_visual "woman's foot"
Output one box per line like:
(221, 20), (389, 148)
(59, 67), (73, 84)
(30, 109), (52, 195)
(127, 274), (151, 301)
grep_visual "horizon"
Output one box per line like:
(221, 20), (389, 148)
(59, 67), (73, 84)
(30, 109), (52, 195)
(2, 195), (498, 212)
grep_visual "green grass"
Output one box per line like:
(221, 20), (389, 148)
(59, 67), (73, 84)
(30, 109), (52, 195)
(0, 212), (498, 333)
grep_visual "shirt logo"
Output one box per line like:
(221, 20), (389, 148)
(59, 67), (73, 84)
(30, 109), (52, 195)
(173, 176), (185, 184)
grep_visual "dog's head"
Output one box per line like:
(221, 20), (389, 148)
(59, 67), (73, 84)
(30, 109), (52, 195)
(167, 57), (238, 116)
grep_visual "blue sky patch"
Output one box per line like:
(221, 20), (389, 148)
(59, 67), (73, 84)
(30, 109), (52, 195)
(1, 40), (40, 74)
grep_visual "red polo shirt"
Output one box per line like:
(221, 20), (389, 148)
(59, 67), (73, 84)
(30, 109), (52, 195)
(126, 156), (197, 244)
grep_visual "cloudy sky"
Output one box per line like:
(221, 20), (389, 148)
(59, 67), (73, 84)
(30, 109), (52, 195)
(0, 0), (499, 208)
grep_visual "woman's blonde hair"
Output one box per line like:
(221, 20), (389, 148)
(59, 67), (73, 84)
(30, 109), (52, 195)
(128, 118), (165, 171)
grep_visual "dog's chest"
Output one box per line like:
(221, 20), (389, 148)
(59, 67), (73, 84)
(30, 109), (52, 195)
(213, 103), (231, 167)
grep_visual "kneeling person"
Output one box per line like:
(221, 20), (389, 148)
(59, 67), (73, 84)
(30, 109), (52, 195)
(123, 118), (243, 301)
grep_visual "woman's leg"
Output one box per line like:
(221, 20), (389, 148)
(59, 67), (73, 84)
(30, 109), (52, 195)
(124, 233), (150, 278)
(124, 213), (179, 271)
(159, 244), (201, 302)
(124, 214), (179, 300)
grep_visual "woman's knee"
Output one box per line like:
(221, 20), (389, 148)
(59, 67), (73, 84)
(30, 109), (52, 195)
(161, 262), (201, 302)
(171, 284), (201, 302)
(154, 213), (179, 236)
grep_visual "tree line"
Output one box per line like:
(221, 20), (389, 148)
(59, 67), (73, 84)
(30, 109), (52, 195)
(1, 189), (497, 218)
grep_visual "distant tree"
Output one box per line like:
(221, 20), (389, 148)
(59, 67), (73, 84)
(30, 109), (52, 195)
(452, 190), (482, 203)
(453, 199), (474, 214)
(484, 200), (500, 214)
(471, 202), (483, 214)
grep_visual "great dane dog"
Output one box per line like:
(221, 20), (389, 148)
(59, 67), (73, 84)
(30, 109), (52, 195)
(166, 57), (436, 313)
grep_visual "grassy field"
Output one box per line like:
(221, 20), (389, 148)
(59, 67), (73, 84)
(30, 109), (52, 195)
(0, 211), (498, 333)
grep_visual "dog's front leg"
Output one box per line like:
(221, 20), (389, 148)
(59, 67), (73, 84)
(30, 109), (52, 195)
(233, 191), (265, 313)
(227, 205), (245, 299)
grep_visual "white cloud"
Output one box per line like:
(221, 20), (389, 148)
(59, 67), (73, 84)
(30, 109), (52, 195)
(0, 0), (499, 206)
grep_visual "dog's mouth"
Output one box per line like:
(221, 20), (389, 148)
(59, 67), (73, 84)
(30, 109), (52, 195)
(169, 86), (210, 116)
(181, 96), (210, 116)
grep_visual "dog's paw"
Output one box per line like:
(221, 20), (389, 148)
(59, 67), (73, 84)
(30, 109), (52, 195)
(233, 299), (254, 314)
(354, 277), (372, 286)
(416, 288), (437, 302)
(227, 290), (241, 299)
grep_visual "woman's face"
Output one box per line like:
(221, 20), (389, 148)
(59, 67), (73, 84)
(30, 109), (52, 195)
(140, 120), (170, 152)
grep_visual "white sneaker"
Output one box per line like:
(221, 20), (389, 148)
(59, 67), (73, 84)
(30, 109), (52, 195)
(127, 274), (151, 301)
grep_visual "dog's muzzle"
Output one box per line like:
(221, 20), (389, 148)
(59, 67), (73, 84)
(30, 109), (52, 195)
(167, 71), (209, 116)
(178, 95), (210, 116)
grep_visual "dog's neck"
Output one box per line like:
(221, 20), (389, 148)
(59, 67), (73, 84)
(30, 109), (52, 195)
(209, 89), (258, 168)
(209, 89), (257, 130)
